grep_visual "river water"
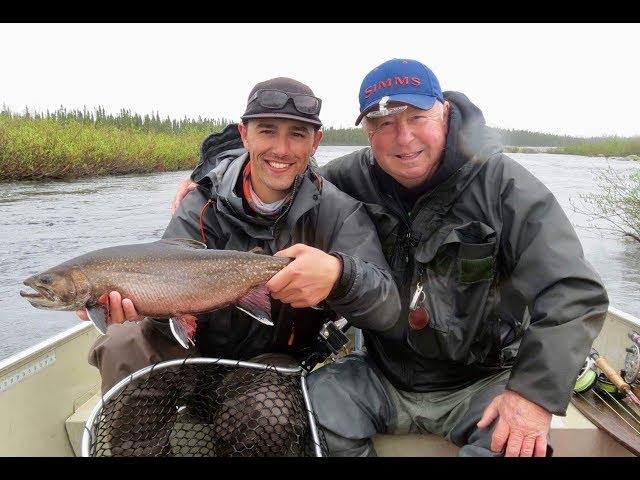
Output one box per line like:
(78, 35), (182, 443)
(1, 146), (639, 361)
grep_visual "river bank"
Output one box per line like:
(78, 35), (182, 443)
(0, 114), (204, 181)
(2, 112), (640, 181)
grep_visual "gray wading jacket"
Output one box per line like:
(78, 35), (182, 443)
(319, 92), (608, 415)
(162, 134), (400, 364)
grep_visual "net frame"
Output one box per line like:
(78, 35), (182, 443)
(81, 357), (325, 457)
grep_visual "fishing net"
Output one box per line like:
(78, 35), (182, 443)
(82, 358), (328, 457)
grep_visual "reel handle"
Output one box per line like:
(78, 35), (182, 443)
(594, 355), (630, 393)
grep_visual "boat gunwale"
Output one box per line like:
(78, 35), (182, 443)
(0, 322), (95, 375)
(2, 307), (639, 378)
(608, 307), (640, 330)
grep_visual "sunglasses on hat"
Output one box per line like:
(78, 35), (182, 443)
(365, 95), (408, 119)
(248, 89), (322, 116)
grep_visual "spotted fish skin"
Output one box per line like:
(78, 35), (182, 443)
(20, 239), (290, 319)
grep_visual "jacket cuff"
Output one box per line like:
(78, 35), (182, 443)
(505, 310), (607, 415)
(505, 340), (579, 415)
(328, 252), (354, 301)
(505, 375), (568, 416)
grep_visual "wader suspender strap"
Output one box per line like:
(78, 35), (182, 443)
(410, 156), (489, 242)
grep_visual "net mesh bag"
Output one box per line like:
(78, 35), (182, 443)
(83, 358), (328, 457)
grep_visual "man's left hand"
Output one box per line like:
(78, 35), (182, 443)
(266, 244), (342, 308)
(476, 389), (552, 457)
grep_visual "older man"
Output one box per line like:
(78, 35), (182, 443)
(308, 58), (608, 457)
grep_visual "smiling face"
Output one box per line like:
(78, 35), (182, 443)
(364, 101), (450, 189)
(238, 119), (323, 203)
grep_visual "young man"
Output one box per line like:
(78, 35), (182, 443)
(86, 75), (400, 388)
(80, 77), (400, 456)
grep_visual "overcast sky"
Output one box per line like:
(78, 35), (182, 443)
(1, 23), (638, 137)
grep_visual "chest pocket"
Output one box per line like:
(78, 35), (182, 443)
(408, 221), (498, 364)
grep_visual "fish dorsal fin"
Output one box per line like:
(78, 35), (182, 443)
(162, 238), (208, 249)
(248, 246), (267, 255)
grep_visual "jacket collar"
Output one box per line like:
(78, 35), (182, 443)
(200, 152), (322, 241)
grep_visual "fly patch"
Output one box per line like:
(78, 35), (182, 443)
(459, 257), (494, 284)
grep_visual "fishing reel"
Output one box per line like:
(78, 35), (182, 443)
(594, 372), (627, 400)
(623, 331), (640, 385)
(574, 347), (631, 395)
(582, 347), (640, 408)
(575, 347), (640, 439)
(574, 350), (636, 398)
(574, 356), (598, 393)
(300, 317), (350, 372)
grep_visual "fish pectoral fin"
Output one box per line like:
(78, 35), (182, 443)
(86, 305), (109, 335)
(169, 315), (198, 349)
(236, 285), (273, 326)
(161, 238), (208, 250)
(248, 246), (267, 255)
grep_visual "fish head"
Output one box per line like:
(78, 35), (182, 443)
(20, 265), (92, 311)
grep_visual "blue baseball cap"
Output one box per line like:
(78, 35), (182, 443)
(355, 58), (444, 125)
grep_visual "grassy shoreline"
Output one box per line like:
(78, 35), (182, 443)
(0, 116), (203, 180)
(558, 137), (640, 158)
(1, 109), (639, 181)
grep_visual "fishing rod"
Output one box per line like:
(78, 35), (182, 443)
(589, 388), (640, 435)
(589, 349), (640, 407)
(624, 332), (640, 385)
(573, 346), (640, 436)
(601, 388), (640, 425)
(575, 377), (640, 435)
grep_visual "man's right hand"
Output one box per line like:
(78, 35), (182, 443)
(75, 291), (143, 324)
(476, 389), (552, 457)
(170, 177), (198, 215)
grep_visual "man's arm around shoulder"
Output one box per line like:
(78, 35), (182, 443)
(319, 183), (400, 332)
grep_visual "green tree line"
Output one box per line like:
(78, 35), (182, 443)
(1, 106), (639, 181)
(2, 105), (234, 136)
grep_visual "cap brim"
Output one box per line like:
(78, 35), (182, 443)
(355, 94), (438, 126)
(241, 112), (322, 127)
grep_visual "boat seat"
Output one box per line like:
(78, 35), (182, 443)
(65, 393), (101, 456)
(65, 393), (635, 457)
(373, 433), (459, 456)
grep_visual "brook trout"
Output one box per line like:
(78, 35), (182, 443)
(20, 238), (291, 348)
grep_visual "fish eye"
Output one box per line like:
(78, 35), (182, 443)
(40, 276), (51, 285)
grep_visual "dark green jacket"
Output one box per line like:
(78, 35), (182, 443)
(163, 140), (400, 364)
(319, 91), (608, 415)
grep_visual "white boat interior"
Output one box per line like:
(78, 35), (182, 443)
(1, 307), (638, 457)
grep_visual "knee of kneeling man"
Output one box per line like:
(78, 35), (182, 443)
(305, 366), (334, 393)
(306, 368), (349, 410)
(306, 355), (365, 392)
(87, 322), (146, 369)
